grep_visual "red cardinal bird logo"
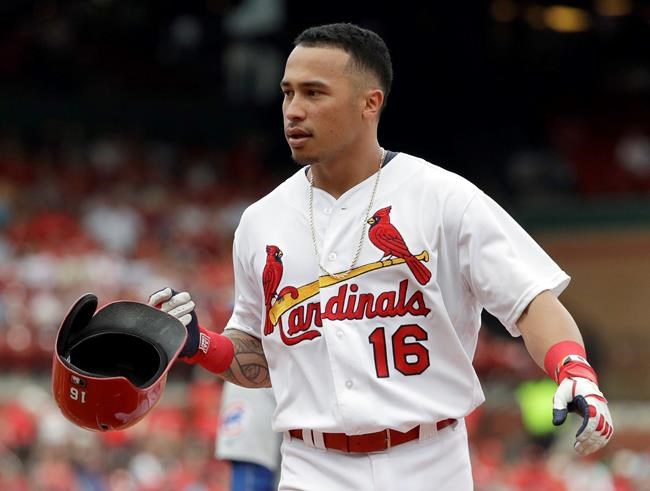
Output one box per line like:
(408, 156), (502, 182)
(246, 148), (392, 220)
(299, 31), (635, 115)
(367, 206), (431, 285)
(263, 245), (284, 335)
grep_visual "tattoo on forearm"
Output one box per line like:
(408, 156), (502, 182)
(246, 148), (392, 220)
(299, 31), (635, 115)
(220, 330), (271, 388)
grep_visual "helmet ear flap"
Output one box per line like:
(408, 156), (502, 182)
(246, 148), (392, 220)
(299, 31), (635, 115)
(57, 294), (98, 358)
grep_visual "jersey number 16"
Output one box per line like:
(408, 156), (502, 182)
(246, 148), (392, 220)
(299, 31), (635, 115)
(368, 324), (430, 378)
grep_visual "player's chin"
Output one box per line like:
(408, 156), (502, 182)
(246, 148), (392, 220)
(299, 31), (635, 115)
(287, 137), (316, 162)
(289, 148), (316, 167)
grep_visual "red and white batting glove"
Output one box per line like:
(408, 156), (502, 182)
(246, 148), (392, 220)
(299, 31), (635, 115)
(545, 342), (613, 456)
(147, 287), (234, 373)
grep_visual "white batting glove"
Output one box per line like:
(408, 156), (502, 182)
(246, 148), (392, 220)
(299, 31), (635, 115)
(553, 377), (613, 455)
(147, 287), (196, 328)
(148, 287), (203, 358)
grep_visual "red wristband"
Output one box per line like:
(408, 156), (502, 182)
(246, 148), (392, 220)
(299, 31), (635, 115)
(543, 340), (598, 384)
(181, 326), (235, 374)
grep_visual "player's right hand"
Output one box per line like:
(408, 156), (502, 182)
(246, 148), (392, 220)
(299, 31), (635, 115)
(552, 377), (613, 456)
(147, 287), (200, 358)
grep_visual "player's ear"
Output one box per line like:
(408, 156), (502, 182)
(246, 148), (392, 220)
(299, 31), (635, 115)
(362, 88), (384, 120)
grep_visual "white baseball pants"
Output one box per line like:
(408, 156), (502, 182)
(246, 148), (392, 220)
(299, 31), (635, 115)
(278, 419), (473, 491)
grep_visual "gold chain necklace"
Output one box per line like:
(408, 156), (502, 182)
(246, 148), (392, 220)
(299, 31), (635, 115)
(308, 147), (386, 279)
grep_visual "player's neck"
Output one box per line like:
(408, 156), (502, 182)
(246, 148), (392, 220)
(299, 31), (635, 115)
(310, 143), (383, 199)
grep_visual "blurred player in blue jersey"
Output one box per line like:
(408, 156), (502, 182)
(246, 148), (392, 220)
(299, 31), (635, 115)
(216, 383), (281, 491)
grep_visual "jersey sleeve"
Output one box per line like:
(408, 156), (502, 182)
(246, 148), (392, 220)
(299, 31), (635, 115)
(225, 228), (263, 339)
(457, 191), (570, 336)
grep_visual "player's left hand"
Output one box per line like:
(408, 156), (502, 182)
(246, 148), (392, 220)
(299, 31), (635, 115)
(552, 377), (613, 455)
(147, 287), (200, 358)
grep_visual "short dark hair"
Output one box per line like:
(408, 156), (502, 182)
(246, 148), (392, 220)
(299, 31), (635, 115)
(294, 23), (393, 107)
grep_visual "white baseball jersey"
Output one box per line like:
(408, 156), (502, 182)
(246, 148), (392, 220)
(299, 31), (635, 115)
(226, 152), (569, 434)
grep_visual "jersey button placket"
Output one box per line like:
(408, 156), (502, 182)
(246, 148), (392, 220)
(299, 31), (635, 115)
(314, 192), (336, 284)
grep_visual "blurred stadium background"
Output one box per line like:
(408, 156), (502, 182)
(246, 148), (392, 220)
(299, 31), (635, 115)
(0, 1), (648, 489)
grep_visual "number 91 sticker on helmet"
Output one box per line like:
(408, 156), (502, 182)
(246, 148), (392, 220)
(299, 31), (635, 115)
(51, 293), (187, 432)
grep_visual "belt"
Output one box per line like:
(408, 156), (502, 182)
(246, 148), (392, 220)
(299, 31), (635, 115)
(288, 419), (456, 453)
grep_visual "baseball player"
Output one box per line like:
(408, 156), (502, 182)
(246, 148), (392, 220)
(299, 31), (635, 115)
(149, 23), (613, 490)
(216, 383), (281, 491)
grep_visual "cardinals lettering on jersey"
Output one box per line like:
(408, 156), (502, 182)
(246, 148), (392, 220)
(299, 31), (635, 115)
(263, 245), (284, 335)
(367, 206), (432, 285)
(260, 244), (432, 346)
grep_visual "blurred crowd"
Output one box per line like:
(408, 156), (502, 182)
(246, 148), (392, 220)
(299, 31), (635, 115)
(0, 377), (230, 491)
(0, 128), (278, 370)
(505, 111), (650, 204)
